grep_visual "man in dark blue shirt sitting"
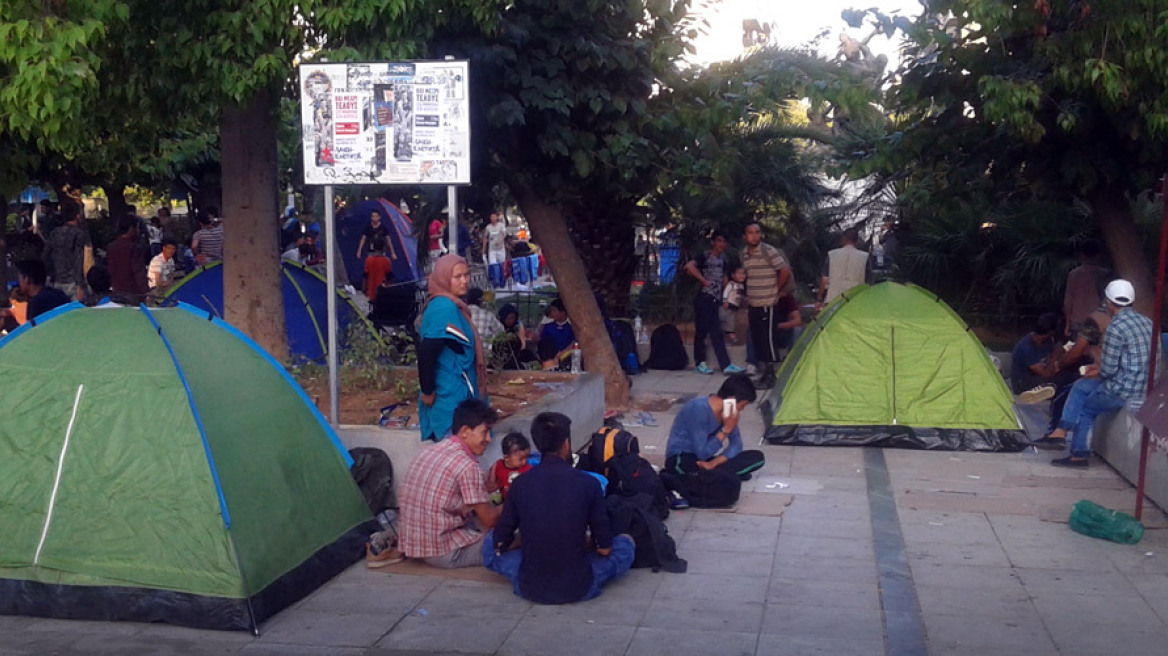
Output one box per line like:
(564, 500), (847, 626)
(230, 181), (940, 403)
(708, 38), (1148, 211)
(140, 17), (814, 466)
(483, 412), (634, 604)
(536, 298), (575, 370)
(17, 260), (70, 321)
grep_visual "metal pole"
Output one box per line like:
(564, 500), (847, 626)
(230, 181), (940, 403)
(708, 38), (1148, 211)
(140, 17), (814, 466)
(442, 55), (460, 259)
(1135, 172), (1168, 520)
(324, 185), (340, 427)
(447, 185), (459, 256)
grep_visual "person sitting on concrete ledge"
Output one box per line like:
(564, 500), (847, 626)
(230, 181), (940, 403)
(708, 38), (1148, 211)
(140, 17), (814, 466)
(536, 298), (575, 370)
(484, 412), (635, 604)
(1044, 279), (1153, 468)
(398, 399), (500, 568)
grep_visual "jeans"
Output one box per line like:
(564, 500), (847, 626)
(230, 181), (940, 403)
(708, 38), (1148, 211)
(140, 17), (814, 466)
(487, 262), (506, 288)
(693, 293), (730, 369)
(482, 531), (635, 602)
(1058, 378), (1126, 458)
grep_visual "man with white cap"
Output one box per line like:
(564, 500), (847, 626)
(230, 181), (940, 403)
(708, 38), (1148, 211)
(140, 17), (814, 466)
(1045, 279), (1153, 468)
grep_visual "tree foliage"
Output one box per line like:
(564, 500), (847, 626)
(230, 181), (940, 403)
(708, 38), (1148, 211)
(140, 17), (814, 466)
(1, 1), (503, 357)
(850, 0), (1168, 315)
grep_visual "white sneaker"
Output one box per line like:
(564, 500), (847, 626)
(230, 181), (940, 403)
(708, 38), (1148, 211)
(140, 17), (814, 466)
(1019, 384), (1056, 404)
(745, 364), (757, 376)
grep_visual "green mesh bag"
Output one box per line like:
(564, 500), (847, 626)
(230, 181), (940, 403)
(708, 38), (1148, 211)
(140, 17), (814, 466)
(1069, 500), (1145, 545)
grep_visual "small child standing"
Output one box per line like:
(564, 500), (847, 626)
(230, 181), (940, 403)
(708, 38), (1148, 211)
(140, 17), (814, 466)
(721, 266), (747, 345)
(363, 237), (393, 301)
(487, 432), (533, 503)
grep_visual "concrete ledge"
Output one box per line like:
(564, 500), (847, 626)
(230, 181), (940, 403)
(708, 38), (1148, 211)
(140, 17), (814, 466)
(336, 372), (604, 495)
(1093, 409), (1168, 511)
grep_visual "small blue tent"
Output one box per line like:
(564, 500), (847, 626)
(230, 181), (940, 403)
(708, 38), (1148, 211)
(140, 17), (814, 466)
(339, 199), (420, 288)
(161, 260), (380, 362)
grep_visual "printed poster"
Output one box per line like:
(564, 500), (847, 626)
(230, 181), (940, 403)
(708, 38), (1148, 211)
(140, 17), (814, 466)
(299, 61), (471, 185)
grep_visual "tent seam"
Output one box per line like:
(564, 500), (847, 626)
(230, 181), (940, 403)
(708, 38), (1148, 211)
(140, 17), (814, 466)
(138, 305), (233, 528)
(283, 266), (328, 358)
(173, 303), (355, 467)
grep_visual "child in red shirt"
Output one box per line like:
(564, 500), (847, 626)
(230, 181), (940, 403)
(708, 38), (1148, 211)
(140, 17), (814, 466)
(363, 237), (393, 300)
(487, 432), (532, 503)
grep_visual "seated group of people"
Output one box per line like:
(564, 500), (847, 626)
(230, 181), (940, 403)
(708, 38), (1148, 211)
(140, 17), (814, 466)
(1011, 278), (1153, 468)
(387, 373), (765, 604)
(466, 291), (578, 371)
(392, 401), (634, 603)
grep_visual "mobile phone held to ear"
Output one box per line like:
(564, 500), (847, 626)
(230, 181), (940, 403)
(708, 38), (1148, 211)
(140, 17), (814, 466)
(722, 398), (737, 419)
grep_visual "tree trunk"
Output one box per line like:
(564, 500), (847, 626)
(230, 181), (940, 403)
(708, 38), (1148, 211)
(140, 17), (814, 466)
(221, 89), (287, 361)
(103, 184), (128, 226)
(567, 200), (637, 317)
(510, 181), (630, 408)
(0, 191), (8, 309)
(1091, 186), (1157, 317)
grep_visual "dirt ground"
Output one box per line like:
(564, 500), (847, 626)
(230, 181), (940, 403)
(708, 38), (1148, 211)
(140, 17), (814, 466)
(296, 369), (578, 425)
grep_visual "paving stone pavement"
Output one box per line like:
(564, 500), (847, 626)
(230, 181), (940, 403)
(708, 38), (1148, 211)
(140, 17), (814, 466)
(3, 369), (1168, 655)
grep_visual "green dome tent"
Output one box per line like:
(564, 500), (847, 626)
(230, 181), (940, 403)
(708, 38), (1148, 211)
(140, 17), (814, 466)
(764, 282), (1027, 451)
(0, 304), (374, 631)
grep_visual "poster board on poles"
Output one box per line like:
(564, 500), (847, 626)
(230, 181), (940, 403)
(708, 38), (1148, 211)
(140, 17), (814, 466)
(299, 61), (470, 185)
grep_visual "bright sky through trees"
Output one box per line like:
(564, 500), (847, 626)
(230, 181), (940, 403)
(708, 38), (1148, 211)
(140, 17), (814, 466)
(691, 0), (921, 65)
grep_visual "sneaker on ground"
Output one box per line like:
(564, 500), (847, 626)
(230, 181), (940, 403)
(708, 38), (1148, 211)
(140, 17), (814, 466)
(669, 491), (690, 510)
(745, 364), (757, 376)
(724, 364), (746, 374)
(366, 542), (405, 568)
(1019, 384), (1056, 404)
(695, 362), (715, 375)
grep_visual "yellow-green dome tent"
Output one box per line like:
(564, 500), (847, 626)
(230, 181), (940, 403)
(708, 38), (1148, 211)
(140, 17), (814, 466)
(764, 282), (1027, 451)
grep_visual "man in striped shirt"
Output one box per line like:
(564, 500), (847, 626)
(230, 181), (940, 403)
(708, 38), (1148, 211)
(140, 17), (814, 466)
(191, 209), (224, 265)
(742, 222), (794, 388)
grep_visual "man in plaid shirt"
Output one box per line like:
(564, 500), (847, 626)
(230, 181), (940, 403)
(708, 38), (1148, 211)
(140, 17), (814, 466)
(399, 399), (500, 567)
(1049, 279), (1153, 469)
(467, 288), (505, 343)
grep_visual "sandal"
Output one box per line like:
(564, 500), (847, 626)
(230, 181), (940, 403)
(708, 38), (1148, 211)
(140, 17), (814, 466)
(1030, 435), (1067, 451)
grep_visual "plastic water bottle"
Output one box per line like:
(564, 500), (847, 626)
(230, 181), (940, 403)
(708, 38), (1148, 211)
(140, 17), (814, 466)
(634, 315), (647, 344)
(570, 342), (582, 374)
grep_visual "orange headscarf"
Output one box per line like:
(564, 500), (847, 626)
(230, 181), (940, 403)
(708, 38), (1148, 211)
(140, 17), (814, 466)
(425, 254), (487, 396)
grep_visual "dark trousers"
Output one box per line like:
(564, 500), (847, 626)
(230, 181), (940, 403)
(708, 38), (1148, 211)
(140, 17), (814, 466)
(748, 304), (793, 364)
(693, 293), (730, 369)
(498, 335), (538, 369)
(666, 451), (766, 479)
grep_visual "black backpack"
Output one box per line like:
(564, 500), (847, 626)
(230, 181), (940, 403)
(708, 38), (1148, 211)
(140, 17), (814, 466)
(605, 494), (687, 573)
(607, 319), (641, 375)
(605, 453), (671, 520)
(645, 324), (688, 370)
(660, 466), (741, 509)
(585, 426), (639, 474)
(348, 447), (396, 514)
